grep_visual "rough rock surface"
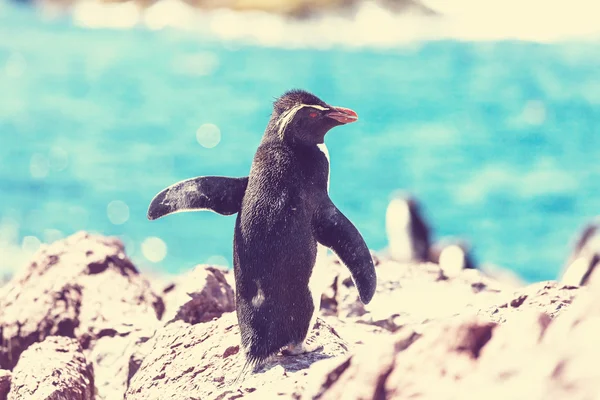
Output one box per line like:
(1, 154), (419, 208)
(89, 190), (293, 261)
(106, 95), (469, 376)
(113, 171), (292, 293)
(0, 370), (10, 400)
(87, 330), (156, 400)
(161, 264), (236, 324)
(320, 256), (512, 332)
(0, 232), (164, 399)
(8, 336), (94, 400)
(305, 273), (600, 399)
(126, 312), (348, 400)
(127, 253), (583, 399)
(477, 281), (580, 323)
(0, 231), (593, 399)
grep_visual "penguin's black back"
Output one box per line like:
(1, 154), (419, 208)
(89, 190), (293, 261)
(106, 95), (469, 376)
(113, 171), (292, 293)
(234, 139), (329, 365)
(408, 201), (431, 261)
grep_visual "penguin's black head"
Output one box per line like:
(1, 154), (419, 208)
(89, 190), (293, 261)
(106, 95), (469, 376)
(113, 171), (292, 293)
(269, 89), (358, 145)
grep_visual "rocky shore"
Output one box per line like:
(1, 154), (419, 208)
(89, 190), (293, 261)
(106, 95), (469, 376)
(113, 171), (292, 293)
(177, 0), (437, 18)
(35, 0), (438, 19)
(0, 228), (597, 399)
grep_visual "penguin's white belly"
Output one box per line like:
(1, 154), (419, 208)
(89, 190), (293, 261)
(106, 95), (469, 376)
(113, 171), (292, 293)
(306, 144), (330, 330)
(561, 256), (590, 286)
(388, 227), (415, 262)
(307, 244), (329, 329)
(386, 198), (415, 262)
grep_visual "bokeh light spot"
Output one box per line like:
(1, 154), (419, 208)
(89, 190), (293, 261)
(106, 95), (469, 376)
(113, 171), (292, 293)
(196, 123), (221, 148)
(107, 200), (130, 225)
(141, 237), (167, 263)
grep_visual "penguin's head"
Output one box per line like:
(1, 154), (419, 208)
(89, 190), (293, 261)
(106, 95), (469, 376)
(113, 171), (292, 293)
(270, 89), (358, 144)
(432, 239), (476, 274)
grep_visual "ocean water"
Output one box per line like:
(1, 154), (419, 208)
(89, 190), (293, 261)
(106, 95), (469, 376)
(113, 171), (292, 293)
(1, 1), (600, 282)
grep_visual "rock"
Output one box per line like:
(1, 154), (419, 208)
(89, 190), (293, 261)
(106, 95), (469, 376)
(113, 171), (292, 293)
(0, 232), (164, 399)
(377, 0), (440, 16)
(35, 0), (437, 19)
(0, 370), (10, 400)
(381, 318), (499, 399)
(459, 274), (600, 400)
(320, 255), (508, 332)
(100, 264), (236, 399)
(87, 331), (155, 400)
(305, 271), (597, 400)
(161, 264), (236, 323)
(306, 317), (495, 399)
(7, 336), (94, 400)
(126, 312), (349, 400)
(307, 313), (545, 399)
(319, 315), (388, 347)
(320, 253), (579, 337)
(2, 230), (597, 399)
(478, 281), (580, 323)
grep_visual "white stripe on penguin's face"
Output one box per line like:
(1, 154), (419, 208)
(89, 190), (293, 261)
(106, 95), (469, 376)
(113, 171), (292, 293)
(305, 104), (329, 111)
(277, 104), (330, 138)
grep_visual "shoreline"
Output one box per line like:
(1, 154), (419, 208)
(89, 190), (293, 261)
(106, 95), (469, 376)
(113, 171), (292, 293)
(5, 0), (600, 46)
(24, 0), (438, 18)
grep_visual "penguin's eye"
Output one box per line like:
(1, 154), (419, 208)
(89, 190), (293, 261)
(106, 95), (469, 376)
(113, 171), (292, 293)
(309, 112), (318, 118)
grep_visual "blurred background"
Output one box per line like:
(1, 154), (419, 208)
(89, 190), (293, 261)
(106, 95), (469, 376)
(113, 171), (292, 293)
(1, 0), (599, 282)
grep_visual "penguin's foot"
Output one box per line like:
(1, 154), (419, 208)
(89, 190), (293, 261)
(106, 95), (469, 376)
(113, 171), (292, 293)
(281, 341), (323, 356)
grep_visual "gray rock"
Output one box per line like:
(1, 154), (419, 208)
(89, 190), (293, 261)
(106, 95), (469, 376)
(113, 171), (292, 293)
(320, 255), (511, 333)
(126, 312), (349, 400)
(2, 232), (594, 400)
(8, 336), (94, 400)
(0, 232), (164, 400)
(478, 281), (580, 323)
(303, 271), (598, 400)
(0, 370), (10, 400)
(87, 331), (155, 400)
(161, 264), (236, 324)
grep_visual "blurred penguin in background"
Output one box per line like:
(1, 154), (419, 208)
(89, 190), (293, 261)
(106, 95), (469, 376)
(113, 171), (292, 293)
(561, 219), (600, 286)
(429, 238), (477, 278)
(385, 191), (431, 262)
(384, 190), (480, 279)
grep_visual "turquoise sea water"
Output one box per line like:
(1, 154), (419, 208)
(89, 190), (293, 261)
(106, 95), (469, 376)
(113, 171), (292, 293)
(1, 2), (600, 282)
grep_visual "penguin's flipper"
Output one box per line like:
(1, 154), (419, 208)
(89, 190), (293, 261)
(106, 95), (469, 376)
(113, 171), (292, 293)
(314, 201), (377, 304)
(147, 176), (248, 220)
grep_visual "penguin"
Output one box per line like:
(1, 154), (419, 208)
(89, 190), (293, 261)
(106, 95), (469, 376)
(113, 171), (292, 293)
(147, 89), (377, 373)
(384, 192), (431, 262)
(560, 220), (600, 286)
(429, 238), (476, 278)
